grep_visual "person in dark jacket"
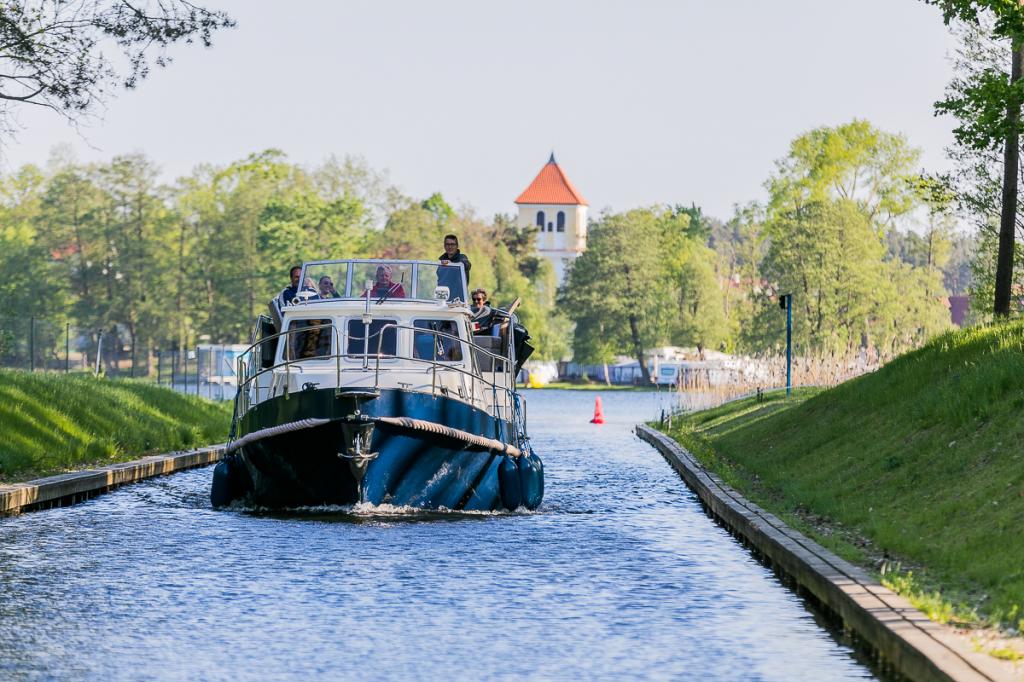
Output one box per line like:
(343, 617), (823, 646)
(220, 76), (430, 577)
(439, 234), (471, 283)
(279, 265), (303, 306)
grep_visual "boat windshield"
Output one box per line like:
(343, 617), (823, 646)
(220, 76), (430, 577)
(297, 260), (467, 303)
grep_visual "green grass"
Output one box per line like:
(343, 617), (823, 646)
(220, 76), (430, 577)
(0, 370), (231, 483)
(657, 320), (1024, 635)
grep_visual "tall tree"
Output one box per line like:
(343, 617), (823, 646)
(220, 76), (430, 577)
(0, 1), (234, 134)
(927, 0), (1024, 315)
(561, 209), (672, 382)
(767, 120), (922, 230)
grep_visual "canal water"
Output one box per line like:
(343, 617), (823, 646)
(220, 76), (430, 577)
(0, 390), (879, 680)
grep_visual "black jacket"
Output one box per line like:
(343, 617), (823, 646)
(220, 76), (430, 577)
(438, 250), (471, 283)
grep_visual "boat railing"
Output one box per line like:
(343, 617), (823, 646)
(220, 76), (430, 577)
(232, 320), (518, 425)
(233, 321), (344, 420)
(372, 322), (517, 421)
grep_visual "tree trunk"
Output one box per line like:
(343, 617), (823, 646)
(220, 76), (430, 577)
(995, 40), (1024, 317)
(628, 313), (650, 383)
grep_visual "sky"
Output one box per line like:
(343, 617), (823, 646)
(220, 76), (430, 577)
(2, 0), (960, 223)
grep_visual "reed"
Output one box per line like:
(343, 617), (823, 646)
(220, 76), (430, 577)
(674, 351), (887, 411)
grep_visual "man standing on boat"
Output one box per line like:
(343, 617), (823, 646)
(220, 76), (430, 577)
(439, 234), (471, 283)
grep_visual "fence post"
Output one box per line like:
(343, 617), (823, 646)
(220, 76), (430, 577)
(157, 350), (162, 385)
(95, 329), (104, 376)
(65, 322), (70, 373)
(195, 347), (200, 396)
(29, 316), (35, 371)
(184, 351), (189, 394)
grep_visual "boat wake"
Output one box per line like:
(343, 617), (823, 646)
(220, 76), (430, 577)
(225, 500), (541, 520)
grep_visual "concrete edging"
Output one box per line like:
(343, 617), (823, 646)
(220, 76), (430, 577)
(635, 424), (1014, 682)
(0, 444), (226, 515)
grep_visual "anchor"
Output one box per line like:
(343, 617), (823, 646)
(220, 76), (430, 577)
(338, 411), (378, 500)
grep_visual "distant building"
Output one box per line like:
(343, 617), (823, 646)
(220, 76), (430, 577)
(514, 153), (588, 284)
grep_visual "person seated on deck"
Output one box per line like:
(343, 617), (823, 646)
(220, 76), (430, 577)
(318, 275), (340, 299)
(469, 288), (494, 335)
(280, 266), (315, 305)
(363, 264), (406, 299)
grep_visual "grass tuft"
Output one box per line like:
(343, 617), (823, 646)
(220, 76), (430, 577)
(0, 370), (230, 482)
(656, 320), (1024, 637)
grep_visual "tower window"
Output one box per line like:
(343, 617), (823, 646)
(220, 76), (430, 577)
(548, 222), (553, 232)
(557, 211), (566, 232)
(536, 211), (545, 229)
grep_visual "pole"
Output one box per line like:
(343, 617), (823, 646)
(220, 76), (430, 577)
(65, 322), (70, 373)
(29, 316), (35, 371)
(785, 295), (792, 398)
(157, 350), (162, 385)
(95, 329), (104, 376)
(184, 351), (189, 394)
(195, 347), (200, 396)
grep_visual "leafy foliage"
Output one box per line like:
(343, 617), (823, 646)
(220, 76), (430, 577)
(0, 1), (234, 132)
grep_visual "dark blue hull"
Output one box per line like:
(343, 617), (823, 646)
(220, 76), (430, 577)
(213, 388), (542, 511)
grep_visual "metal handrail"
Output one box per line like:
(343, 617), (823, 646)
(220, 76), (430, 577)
(232, 319), (519, 426)
(234, 321), (342, 422)
(371, 322), (517, 420)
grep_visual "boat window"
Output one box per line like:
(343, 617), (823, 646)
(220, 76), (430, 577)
(413, 319), (463, 362)
(285, 319), (334, 360)
(347, 318), (397, 356)
(352, 262), (412, 300)
(301, 263), (349, 300)
(419, 263), (467, 303)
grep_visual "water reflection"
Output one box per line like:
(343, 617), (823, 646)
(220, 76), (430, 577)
(0, 389), (878, 680)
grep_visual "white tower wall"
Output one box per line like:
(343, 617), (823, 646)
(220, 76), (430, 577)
(516, 203), (588, 284)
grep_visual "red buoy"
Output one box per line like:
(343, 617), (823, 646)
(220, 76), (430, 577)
(590, 396), (605, 424)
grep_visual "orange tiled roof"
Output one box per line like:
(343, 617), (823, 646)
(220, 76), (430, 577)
(514, 154), (588, 206)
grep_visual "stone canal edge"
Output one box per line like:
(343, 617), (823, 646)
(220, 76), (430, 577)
(635, 424), (1016, 682)
(0, 444), (226, 515)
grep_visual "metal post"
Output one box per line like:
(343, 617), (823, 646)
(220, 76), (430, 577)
(95, 329), (104, 376)
(29, 316), (35, 371)
(184, 351), (189, 394)
(157, 350), (162, 385)
(65, 322), (70, 373)
(195, 347), (200, 395)
(785, 294), (792, 398)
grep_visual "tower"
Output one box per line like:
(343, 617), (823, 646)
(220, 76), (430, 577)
(514, 153), (588, 284)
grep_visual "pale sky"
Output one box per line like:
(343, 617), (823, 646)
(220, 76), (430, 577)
(3, 0), (959, 222)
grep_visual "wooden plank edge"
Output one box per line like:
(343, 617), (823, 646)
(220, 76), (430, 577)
(635, 424), (1014, 682)
(0, 444), (226, 515)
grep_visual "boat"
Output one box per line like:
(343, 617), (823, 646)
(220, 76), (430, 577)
(210, 258), (543, 511)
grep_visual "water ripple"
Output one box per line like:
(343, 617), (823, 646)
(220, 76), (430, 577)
(0, 390), (879, 680)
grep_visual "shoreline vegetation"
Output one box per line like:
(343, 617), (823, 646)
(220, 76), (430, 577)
(0, 370), (230, 484)
(652, 320), (1024, 658)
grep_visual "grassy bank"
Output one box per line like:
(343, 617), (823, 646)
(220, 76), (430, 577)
(657, 321), (1024, 636)
(0, 370), (231, 483)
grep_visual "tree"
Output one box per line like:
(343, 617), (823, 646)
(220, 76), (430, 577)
(0, 1), (234, 134)
(561, 209), (672, 382)
(767, 120), (922, 230)
(926, 0), (1024, 315)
